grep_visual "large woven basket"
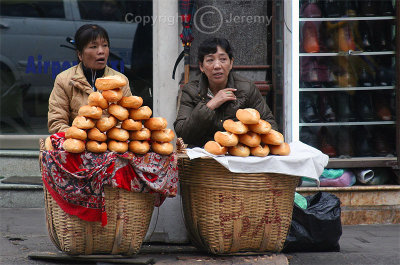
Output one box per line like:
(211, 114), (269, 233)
(39, 139), (155, 255)
(177, 146), (299, 254)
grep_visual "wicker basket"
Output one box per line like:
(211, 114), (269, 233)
(178, 155), (299, 254)
(39, 139), (155, 255)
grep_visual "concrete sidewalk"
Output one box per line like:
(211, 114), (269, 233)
(0, 208), (399, 265)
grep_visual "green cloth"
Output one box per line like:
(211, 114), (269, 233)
(321, 169), (344, 179)
(294, 192), (307, 209)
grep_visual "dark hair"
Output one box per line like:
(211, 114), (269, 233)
(74, 24), (110, 55)
(197, 37), (233, 63)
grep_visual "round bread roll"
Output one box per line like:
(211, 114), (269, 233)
(236, 108), (260, 125)
(261, 129), (284, 145)
(129, 106), (152, 120)
(223, 119), (248, 134)
(45, 136), (54, 151)
(65, 126), (87, 140)
(78, 105), (103, 120)
(144, 117), (167, 131)
(108, 140), (128, 153)
(248, 120), (272, 135)
(228, 143), (250, 157)
(72, 116), (95, 130)
(270, 142), (291, 156)
(88, 91), (108, 109)
(121, 119), (142, 131)
(238, 132), (261, 147)
(63, 138), (85, 153)
(129, 128), (151, 140)
(118, 96), (143, 109)
(86, 140), (108, 153)
(129, 140), (150, 154)
(151, 129), (175, 142)
(108, 104), (129, 121)
(102, 88), (123, 103)
(214, 131), (239, 147)
(204, 141), (227, 156)
(87, 127), (107, 142)
(95, 75), (127, 91)
(152, 142), (173, 155)
(250, 144), (270, 157)
(107, 127), (129, 142)
(96, 116), (117, 132)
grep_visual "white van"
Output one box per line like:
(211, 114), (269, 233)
(0, 0), (152, 137)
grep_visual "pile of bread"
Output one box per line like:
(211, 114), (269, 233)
(62, 75), (174, 155)
(204, 108), (290, 157)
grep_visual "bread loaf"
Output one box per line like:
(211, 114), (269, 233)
(238, 132), (261, 147)
(144, 117), (167, 131)
(129, 128), (151, 140)
(228, 143), (250, 157)
(118, 96), (143, 109)
(204, 141), (227, 155)
(107, 127), (129, 142)
(128, 140), (150, 154)
(88, 91), (108, 109)
(248, 120), (272, 134)
(86, 140), (108, 153)
(96, 115), (117, 132)
(223, 119), (248, 134)
(78, 105), (103, 120)
(102, 88), (123, 102)
(121, 119), (142, 131)
(250, 144), (270, 157)
(45, 136), (54, 151)
(95, 75), (127, 91)
(270, 142), (291, 156)
(152, 142), (173, 155)
(129, 106), (152, 120)
(261, 129), (284, 145)
(65, 126), (87, 140)
(63, 138), (85, 153)
(236, 108), (260, 125)
(214, 131), (239, 147)
(108, 140), (128, 153)
(151, 129), (175, 142)
(108, 104), (129, 121)
(87, 127), (107, 142)
(72, 116), (95, 130)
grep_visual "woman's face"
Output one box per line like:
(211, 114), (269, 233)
(199, 46), (233, 89)
(78, 36), (109, 70)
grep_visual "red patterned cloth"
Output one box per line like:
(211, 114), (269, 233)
(41, 133), (178, 226)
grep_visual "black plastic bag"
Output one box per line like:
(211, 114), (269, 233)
(283, 191), (342, 252)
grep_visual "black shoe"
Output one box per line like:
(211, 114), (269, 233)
(355, 91), (375, 121)
(358, 66), (374, 87)
(336, 92), (357, 122)
(300, 94), (321, 123)
(336, 126), (354, 158)
(321, 0), (343, 18)
(373, 21), (392, 51)
(360, 0), (377, 16)
(318, 92), (336, 122)
(358, 21), (373, 52)
(354, 126), (375, 157)
(343, 1), (358, 17)
(318, 126), (337, 157)
(379, 0), (394, 16)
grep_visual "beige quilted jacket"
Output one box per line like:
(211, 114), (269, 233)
(48, 63), (132, 133)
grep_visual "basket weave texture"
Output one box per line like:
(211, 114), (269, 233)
(39, 139), (155, 255)
(178, 156), (299, 254)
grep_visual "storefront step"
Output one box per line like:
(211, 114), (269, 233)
(297, 185), (400, 225)
(0, 178), (44, 208)
(0, 151), (41, 178)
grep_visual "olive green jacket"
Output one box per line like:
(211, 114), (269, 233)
(48, 63), (131, 134)
(174, 72), (278, 147)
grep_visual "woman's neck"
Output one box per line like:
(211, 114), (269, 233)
(209, 81), (228, 95)
(82, 63), (105, 90)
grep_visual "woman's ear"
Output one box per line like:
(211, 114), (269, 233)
(77, 51), (82, 62)
(199, 62), (204, 73)
(229, 57), (234, 70)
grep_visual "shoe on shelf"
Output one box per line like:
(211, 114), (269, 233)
(357, 66), (374, 87)
(374, 92), (392, 121)
(320, 0), (343, 18)
(336, 126), (354, 158)
(360, 0), (377, 16)
(336, 92), (357, 122)
(354, 91), (375, 121)
(302, 21), (320, 53)
(318, 92), (336, 122)
(379, 0), (394, 16)
(318, 126), (337, 157)
(358, 21), (373, 52)
(300, 94), (321, 123)
(372, 126), (394, 157)
(338, 22), (356, 52)
(300, 1), (322, 18)
(343, 1), (358, 17)
(353, 126), (375, 157)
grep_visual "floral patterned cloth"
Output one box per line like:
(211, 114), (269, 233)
(41, 133), (178, 226)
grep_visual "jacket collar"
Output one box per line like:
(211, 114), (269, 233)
(199, 71), (235, 98)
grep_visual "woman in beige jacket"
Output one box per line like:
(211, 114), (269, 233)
(48, 24), (131, 134)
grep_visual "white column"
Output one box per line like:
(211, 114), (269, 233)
(145, 0), (188, 243)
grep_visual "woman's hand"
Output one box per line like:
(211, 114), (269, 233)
(206, 88), (237, 110)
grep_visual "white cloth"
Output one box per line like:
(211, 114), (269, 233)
(185, 141), (329, 184)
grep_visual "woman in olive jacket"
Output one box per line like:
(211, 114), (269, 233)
(174, 38), (278, 147)
(48, 24), (131, 134)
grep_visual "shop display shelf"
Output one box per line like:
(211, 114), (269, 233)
(299, 16), (396, 22)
